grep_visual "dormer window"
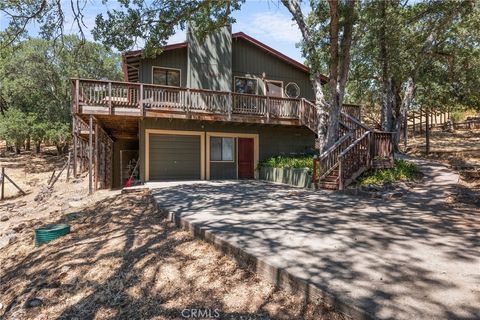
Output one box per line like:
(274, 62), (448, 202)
(152, 67), (181, 87)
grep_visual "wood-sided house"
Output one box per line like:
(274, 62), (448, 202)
(72, 26), (390, 191)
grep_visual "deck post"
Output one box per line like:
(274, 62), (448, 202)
(139, 83), (144, 116)
(75, 79), (80, 114)
(266, 96), (270, 122)
(88, 115), (93, 194)
(227, 91), (232, 120)
(108, 82), (112, 114)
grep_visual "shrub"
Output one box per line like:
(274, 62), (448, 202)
(259, 155), (314, 170)
(357, 159), (420, 186)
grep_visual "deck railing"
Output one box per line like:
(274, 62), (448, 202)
(72, 79), (369, 135)
(73, 78), (312, 121)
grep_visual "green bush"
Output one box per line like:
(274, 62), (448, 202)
(259, 155), (314, 170)
(357, 159), (420, 186)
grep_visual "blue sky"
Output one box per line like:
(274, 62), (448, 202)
(0, 0), (306, 63)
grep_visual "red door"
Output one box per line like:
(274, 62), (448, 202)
(238, 138), (254, 179)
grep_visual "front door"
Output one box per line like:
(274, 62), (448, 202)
(237, 138), (254, 179)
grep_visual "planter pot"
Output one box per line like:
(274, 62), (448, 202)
(259, 167), (312, 189)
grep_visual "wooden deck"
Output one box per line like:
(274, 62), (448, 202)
(71, 78), (321, 133)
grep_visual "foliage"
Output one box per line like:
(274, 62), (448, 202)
(0, 109), (30, 150)
(46, 122), (71, 154)
(347, 0), (480, 138)
(93, 0), (244, 54)
(259, 155), (313, 170)
(0, 35), (122, 152)
(356, 160), (420, 186)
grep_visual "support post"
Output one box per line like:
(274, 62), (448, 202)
(73, 117), (77, 177)
(108, 82), (113, 114)
(1, 167), (4, 200)
(266, 96), (270, 122)
(94, 121), (99, 190)
(139, 83), (144, 116)
(66, 151), (71, 182)
(89, 115), (93, 194)
(227, 91), (232, 120)
(425, 109), (430, 155)
(75, 79), (80, 114)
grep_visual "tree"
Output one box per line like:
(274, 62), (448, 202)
(347, 0), (480, 151)
(0, 35), (122, 153)
(281, 0), (357, 150)
(0, 109), (30, 153)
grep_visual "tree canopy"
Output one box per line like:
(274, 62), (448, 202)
(0, 35), (122, 153)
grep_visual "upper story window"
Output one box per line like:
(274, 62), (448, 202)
(285, 82), (300, 98)
(265, 80), (283, 97)
(152, 67), (181, 87)
(234, 77), (257, 94)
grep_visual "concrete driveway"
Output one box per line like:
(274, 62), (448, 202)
(150, 180), (480, 319)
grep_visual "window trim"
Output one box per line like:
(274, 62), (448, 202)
(285, 82), (301, 98)
(264, 79), (284, 97)
(210, 136), (235, 163)
(233, 76), (258, 95)
(151, 66), (182, 87)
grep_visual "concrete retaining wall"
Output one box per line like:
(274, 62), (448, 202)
(259, 167), (312, 189)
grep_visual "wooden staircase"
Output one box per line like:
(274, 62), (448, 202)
(300, 100), (394, 191)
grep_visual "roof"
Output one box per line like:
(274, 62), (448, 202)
(122, 32), (328, 83)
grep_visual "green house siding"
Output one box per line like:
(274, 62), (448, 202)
(136, 33), (313, 100)
(139, 119), (315, 181)
(139, 47), (188, 86)
(232, 38), (314, 100)
(187, 25), (232, 91)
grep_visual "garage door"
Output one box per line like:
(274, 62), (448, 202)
(149, 134), (201, 180)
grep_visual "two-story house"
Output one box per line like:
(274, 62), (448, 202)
(72, 26), (390, 191)
(72, 26), (328, 189)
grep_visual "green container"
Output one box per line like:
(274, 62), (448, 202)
(35, 224), (70, 246)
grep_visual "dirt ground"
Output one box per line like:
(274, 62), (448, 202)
(0, 146), (114, 248)
(0, 147), (345, 320)
(407, 129), (480, 207)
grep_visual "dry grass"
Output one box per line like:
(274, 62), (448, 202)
(407, 129), (480, 208)
(0, 189), (346, 320)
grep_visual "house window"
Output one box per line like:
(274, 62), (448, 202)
(152, 67), (181, 86)
(265, 80), (283, 97)
(211, 137), (234, 161)
(285, 82), (300, 98)
(234, 77), (257, 94)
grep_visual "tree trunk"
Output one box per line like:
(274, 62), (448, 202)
(35, 141), (41, 154)
(393, 77), (415, 151)
(26, 136), (31, 151)
(312, 74), (329, 151)
(15, 144), (21, 154)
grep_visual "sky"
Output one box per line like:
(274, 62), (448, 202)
(0, 0), (306, 63)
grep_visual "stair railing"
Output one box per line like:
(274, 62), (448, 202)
(338, 131), (372, 190)
(313, 133), (353, 183)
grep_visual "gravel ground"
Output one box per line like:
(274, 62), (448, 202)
(0, 189), (346, 320)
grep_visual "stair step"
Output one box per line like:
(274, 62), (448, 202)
(317, 181), (339, 190)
